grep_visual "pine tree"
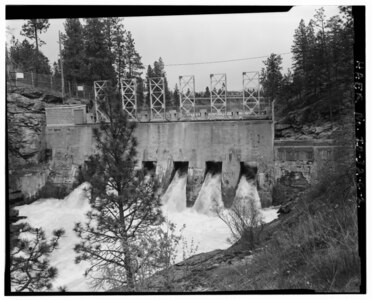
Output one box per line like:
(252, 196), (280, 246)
(73, 90), (173, 290)
(52, 60), (61, 77)
(123, 31), (144, 108)
(305, 20), (320, 95)
(9, 38), (51, 74)
(10, 223), (65, 292)
(173, 84), (180, 107)
(260, 53), (283, 102)
(83, 18), (115, 82)
(124, 31), (144, 78)
(62, 18), (86, 85)
(110, 18), (126, 84)
(144, 65), (154, 107)
(151, 57), (171, 108)
(291, 19), (309, 100)
(314, 8), (331, 86)
(287, 6), (354, 122)
(279, 68), (294, 107)
(20, 19), (50, 85)
(136, 77), (145, 110)
(204, 86), (211, 98)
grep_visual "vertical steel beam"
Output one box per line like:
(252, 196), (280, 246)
(149, 77), (166, 120)
(242, 71), (260, 115)
(210, 73), (227, 118)
(120, 78), (137, 120)
(94, 80), (110, 122)
(179, 75), (196, 118)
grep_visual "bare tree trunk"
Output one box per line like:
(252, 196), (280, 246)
(123, 242), (135, 290)
(118, 198), (135, 290)
(34, 24), (39, 86)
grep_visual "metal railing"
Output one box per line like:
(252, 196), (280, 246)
(133, 97), (271, 122)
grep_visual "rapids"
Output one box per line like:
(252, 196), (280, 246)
(13, 172), (278, 291)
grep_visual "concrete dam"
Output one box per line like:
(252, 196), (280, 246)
(43, 74), (339, 209)
(45, 116), (274, 208)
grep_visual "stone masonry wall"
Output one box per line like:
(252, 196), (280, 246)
(273, 140), (339, 205)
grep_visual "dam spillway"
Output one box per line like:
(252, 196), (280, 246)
(45, 119), (274, 207)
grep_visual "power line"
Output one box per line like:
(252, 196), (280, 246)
(165, 52), (291, 67)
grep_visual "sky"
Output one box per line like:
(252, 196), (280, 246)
(6, 6), (341, 91)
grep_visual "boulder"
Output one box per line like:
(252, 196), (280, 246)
(7, 93), (45, 113)
(41, 93), (63, 104)
(20, 89), (43, 99)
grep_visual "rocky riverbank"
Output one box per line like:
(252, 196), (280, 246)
(7, 86), (86, 206)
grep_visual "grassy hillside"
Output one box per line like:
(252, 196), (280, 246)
(128, 165), (360, 293)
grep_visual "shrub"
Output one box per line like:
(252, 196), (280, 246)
(214, 197), (263, 250)
(244, 166), (360, 292)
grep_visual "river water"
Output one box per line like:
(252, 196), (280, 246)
(14, 172), (278, 291)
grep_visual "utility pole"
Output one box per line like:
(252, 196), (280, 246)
(58, 31), (65, 103)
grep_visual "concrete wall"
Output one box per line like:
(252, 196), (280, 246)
(9, 169), (50, 200)
(45, 121), (344, 208)
(46, 120), (274, 206)
(273, 140), (339, 205)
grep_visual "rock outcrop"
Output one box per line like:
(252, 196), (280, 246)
(7, 86), (84, 203)
(7, 91), (47, 166)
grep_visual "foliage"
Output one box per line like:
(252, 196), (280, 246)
(214, 197), (263, 249)
(83, 18), (115, 82)
(123, 30), (145, 108)
(204, 86), (211, 98)
(74, 89), (178, 290)
(61, 18), (86, 84)
(124, 31), (144, 78)
(172, 84), (180, 107)
(246, 166), (360, 292)
(21, 19), (50, 47)
(264, 6), (354, 124)
(109, 17), (127, 84)
(10, 223), (65, 292)
(20, 19), (50, 81)
(8, 38), (51, 74)
(260, 53), (283, 102)
(146, 57), (172, 107)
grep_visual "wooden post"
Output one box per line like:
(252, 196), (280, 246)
(68, 81), (71, 96)
(59, 31), (65, 103)
(50, 75), (53, 89)
(31, 72), (34, 87)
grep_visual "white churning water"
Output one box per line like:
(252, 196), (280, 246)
(15, 183), (92, 291)
(14, 172), (278, 291)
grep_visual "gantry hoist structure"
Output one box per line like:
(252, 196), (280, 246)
(94, 71), (271, 122)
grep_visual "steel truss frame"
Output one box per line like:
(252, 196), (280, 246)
(149, 77), (166, 120)
(242, 71), (260, 115)
(120, 78), (137, 120)
(94, 80), (110, 122)
(210, 73), (227, 116)
(179, 75), (196, 117)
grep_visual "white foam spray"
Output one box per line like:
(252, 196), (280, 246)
(235, 175), (262, 209)
(161, 171), (231, 263)
(13, 171), (278, 291)
(15, 183), (92, 291)
(161, 170), (187, 212)
(193, 172), (224, 215)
